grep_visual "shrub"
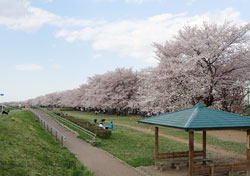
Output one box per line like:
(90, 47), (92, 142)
(63, 158), (77, 169)
(54, 112), (66, 117)
(67, 118), (112, 139)
(54, 113), (112, 139)
(60, 107), (75, 111)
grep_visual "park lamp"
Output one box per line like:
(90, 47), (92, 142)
(0, 93), (4, 112)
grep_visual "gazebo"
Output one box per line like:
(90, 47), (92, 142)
(138, 103), (250, 176)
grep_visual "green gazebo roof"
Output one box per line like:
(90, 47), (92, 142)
(138, 103), (250, 130)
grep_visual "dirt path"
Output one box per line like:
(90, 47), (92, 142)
(118, 124), (246, 160)
(31, 110), (141, 176)
(208, 130), (246, 143)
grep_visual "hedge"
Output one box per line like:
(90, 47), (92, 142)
(55, 112), (111, 139)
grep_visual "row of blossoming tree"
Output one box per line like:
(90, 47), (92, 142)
(17, 22), (250, 114)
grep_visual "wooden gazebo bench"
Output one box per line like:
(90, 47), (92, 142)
(156, 151), (213, 171)
(193, 162), (247, 176)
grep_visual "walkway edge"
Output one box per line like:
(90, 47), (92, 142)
(41, 109), (142, 176)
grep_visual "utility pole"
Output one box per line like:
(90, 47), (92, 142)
(0, 93), (4, 113)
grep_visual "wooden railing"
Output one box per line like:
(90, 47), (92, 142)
(40, 108), (97, 143)
(157, 150), (204, 160)
(193, 162), (247, 176)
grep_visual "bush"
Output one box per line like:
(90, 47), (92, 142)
(60, 107), (75, 111)
(242, 105), (250, 116)
(68, 118), (112, 139)
(54, 112), (66, 117)
(54, 112), (111, 139)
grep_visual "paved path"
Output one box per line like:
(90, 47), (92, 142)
(31, 109), (141, 176)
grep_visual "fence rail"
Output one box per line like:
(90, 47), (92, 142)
(40, 108), (97, 141)
(30, 109), (66, 145)
(193, 162), (247, 176)
(157, 150), (204, 160)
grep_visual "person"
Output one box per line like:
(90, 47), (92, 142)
(2, 111), (8, 115)
(101, 119), (106, 122)
(107, 122), (113, 129)
(98, 122), (105, 129)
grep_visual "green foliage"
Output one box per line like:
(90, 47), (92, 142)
(0, 111), (93, 176)
(54, 112), (111, 139)
(66, 111), (246, 156)
(56, 111), (189, 167)
(99, 125), (188, 167)
(59, 107), (75, 111)
(2, 106), (19, 113)
(242, 104), (250, 116)
(68, 118), (111, 139)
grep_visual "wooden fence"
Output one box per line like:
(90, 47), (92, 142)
(157, 151), (204, 160)
(193, 162), (247, 176)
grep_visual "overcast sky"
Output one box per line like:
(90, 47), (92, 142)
(0, 0), (249, 102)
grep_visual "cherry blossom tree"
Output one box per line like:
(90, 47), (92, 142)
(17, 22), (250, 114)
(84, 68), (139, 114)
(153, 22), (250, 110)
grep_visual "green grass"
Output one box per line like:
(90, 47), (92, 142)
(64, 111), (247, 155)
(60, 111), (140, 125)
(98, 125), (188, 167)
(3, 106), (20, 112)
(57, 117), (99, 145)
(0, 110), (93, 176)
(42, 109), (99, 145)
(47, 110), (190, 167)
(157, 127), (246, 154)
(52, 111), (190, 167)
(157, 128), (246, 154)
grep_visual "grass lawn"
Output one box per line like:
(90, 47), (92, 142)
(0, 110), (93, 176)
(50, 110), (190, 167)
(63, 111), (246, 155)
(98, 125), (188, 167)
(3, 106), (20, 112)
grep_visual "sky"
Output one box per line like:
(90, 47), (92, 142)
(0, 0), (249, 102)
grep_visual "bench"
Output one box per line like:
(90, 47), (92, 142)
(157, 158), (213, 172)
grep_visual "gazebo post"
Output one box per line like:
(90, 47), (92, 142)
(202, 130), (207, 160)
(247, 129), (250, 176)
(155, 126), (159, 165)
(189, 130), (194, 176)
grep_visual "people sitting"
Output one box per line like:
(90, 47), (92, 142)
(98, 122), (105, 129)
(97, 121), (113, 130)
(101, 119), (106, 122)
(107, 122), (113, 129)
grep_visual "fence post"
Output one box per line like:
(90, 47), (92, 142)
(210, 165), (214, 176)
(31, 109), (65, 147)
(155, 127), (159, 165)
(61, 136), (64, 146)
(247, 129), (250, 176)
(188, 131), (194, 176)
(228, 168), (233, 176)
